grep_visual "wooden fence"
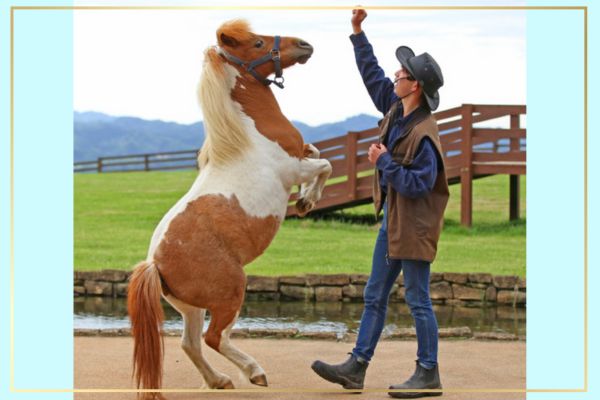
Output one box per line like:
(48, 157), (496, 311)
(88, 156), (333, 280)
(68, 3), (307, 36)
(74, 104), (526, 226)
(74, 149), (199, 173)
(285, 103), (526, 226)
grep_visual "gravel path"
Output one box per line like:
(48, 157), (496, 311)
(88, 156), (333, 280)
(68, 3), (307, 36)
(75, 337), (525, 400)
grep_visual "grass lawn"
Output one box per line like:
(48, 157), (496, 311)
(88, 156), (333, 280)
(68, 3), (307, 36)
(75, 171), (525, 277)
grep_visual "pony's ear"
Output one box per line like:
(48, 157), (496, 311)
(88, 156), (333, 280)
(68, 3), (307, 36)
(219, 32), (239, 48)
(217, 19), (252, 48)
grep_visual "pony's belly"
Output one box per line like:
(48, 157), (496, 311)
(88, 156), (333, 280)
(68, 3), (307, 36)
(147, 165), (289, 261)
(153, 193), (280, 303)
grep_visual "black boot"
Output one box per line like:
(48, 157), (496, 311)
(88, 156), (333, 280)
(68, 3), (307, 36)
(388, 361), (443, 398)
(311, 353), (368, 390)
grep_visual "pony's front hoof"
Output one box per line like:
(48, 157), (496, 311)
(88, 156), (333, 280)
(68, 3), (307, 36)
(250, 373), (268, 387)
(295, 198), (315, 217)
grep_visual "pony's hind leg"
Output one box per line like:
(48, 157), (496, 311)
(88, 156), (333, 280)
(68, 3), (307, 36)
(164, 295), (234, 389)
(205, 307), (268, 387)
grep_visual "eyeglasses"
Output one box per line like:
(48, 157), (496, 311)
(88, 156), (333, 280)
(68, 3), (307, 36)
(396, 76), (415, 82)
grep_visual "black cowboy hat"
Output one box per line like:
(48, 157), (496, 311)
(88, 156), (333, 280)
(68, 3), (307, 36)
(395, 46), (444, 111)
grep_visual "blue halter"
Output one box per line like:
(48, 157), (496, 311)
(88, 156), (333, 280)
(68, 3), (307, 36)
(217, 36), (285, 89)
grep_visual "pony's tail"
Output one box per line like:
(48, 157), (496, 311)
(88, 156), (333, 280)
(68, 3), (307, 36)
(127, 261), (165, 400)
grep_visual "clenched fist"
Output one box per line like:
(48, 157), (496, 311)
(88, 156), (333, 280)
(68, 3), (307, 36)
(368, 143), (387, 164)
(351, 7), (367, 34)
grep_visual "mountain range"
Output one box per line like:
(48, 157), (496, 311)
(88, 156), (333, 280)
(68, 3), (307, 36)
(74, 111), (380, 162)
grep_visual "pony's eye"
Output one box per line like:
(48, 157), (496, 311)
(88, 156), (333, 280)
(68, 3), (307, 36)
(254, 40), (264, 48)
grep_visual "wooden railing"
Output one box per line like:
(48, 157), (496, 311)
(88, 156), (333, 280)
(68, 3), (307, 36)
(74, 104), (526, 226)
(285, 104), (526, 227)
(74, 149), (198, 173)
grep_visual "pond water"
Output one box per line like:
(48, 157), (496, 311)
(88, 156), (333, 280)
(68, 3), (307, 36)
(75, 297), (525, 336)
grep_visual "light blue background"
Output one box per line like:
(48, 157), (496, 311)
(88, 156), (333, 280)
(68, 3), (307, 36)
(526, 5), (585, 392)
(0, 1), (597, 400)
(0, 1), (74, 399)
(12, 8), (74, 392)
(526, 1), (597, 399)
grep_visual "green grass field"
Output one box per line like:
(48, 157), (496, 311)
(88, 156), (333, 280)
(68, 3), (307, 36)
(75, 171), (525, 277)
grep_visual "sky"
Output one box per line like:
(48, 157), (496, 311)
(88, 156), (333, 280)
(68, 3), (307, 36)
(74, 1), (526, 126)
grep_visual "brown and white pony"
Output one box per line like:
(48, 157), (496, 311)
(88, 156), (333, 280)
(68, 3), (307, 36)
(127, 20), (331, 398)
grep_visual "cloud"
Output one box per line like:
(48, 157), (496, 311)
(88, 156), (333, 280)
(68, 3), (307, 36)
(74, 6), (525, 125)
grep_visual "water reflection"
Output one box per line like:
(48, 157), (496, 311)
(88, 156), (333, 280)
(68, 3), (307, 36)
(74, 297), (525, 336)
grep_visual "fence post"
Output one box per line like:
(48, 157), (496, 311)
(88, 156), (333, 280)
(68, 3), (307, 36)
(509, 113), (521, 221)
(460, 104), (473, 227)
(97, 157), (103, 173)
(144, 154), (150, 171)
(346, 132), (358, 200)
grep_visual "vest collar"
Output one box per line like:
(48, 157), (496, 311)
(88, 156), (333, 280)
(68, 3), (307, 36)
(381, 102), (431, 148)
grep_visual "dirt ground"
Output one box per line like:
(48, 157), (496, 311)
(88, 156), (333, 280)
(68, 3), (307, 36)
(75, 337), (525, 400)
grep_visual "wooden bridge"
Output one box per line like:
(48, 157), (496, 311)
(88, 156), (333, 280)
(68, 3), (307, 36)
(286, 104), (526, 227)
(74, 103), (526, 227)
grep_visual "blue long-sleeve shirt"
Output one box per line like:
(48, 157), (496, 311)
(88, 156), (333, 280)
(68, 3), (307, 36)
(350, 31), (438, 199)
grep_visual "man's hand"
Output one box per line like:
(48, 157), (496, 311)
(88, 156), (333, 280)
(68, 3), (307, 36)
(351, 7), (367, 34)
(368, 143), (387, 164)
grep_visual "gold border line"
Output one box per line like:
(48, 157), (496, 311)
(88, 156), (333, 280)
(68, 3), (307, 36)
(9, 5), (16, 394)
(10, 388), (588, 394)
(9, 4), (588, 394)
(583, 5), (589, 393)
(10, 5), (588, 11)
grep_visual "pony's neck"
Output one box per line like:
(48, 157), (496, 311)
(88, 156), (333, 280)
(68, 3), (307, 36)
(198, 49), (252, 168)
(231, 73), (305, 159)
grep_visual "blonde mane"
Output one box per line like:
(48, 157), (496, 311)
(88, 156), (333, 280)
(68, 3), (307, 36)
(197, 45), (251, 168)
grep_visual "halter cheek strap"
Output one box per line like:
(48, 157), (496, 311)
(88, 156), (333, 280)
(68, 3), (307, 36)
(217, 36), (285, 89)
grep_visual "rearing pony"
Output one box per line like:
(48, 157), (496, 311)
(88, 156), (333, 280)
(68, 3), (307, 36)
(128, 20), (332, 398)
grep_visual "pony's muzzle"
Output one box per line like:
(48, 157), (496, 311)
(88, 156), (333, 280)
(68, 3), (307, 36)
(295, 40), (313, 64)
(297, 40), (313, 51)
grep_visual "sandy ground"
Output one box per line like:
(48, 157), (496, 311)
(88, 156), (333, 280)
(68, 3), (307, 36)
(75, 337), (525, 400)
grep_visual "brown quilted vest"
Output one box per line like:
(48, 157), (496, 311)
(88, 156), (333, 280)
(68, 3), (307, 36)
(373, 102), (449, 262)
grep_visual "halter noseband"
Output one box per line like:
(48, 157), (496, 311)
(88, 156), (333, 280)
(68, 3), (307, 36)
(217, 36), (285, 89)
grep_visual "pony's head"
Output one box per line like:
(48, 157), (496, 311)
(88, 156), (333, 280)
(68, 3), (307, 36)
(215, 20), (313, 87)
(198, 20), (312, 168)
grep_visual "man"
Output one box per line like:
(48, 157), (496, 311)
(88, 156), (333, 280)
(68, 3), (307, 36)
(311, 8), (449, 399)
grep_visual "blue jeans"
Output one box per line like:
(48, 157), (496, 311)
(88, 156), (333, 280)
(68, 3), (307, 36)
(352, 209), (439, 369)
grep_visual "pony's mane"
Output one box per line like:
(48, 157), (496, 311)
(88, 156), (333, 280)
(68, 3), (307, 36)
(197, 46), (251, 168)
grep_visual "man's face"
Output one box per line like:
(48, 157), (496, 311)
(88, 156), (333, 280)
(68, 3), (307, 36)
(393, 66), (416, 98)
